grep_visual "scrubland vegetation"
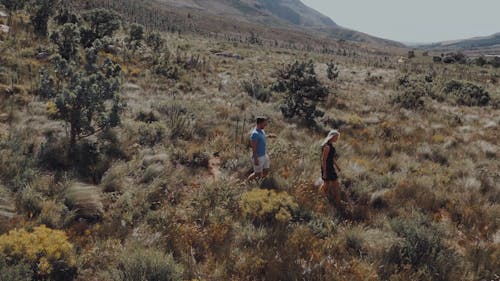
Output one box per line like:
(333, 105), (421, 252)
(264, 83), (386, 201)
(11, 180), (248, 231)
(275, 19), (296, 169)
(0, 1), (499, 280)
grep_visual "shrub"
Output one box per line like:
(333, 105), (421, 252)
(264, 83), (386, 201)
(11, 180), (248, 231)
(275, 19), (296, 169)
(81, 9), (121, 47)
(380, 218), (463, 281)
(0, 225), (77, 280)
(391, 75), (432, 110)
(273, 60), (329, 123)
(146, 32), (165, 52)
(0, 254), (32, 281)
(111, 246), (184, 281)
(138, 122), (166, 146)
(30, 0), (58, 37)
(241, 77), (272, 102)
(0, 131), (37, 192)
(391, 87), (425, 110)
(64, 183), (103, 221)
(442, 80), (490, 106)
(239, 188), (298, 225)
(326, 60), (339, 80)
(467, 243), (500, 281)
(17, 185), (44, 217)
(156, 104), (195, 140)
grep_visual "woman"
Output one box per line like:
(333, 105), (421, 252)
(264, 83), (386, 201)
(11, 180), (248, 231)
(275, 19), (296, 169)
(321, 130), (342, 207)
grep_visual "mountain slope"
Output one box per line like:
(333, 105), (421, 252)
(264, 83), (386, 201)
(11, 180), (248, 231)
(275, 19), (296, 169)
(421, 32), (500, 54)
(156, 0), (404, 48)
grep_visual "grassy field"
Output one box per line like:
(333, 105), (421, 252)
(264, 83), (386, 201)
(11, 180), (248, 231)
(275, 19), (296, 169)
(0, 4), (499, 281)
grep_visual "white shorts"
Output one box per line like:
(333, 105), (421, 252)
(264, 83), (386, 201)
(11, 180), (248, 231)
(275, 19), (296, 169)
(251, 154), (270, 173)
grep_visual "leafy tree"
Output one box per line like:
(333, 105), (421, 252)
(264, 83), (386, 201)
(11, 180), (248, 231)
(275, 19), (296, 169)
(273, 60), (328, 123)
(126, 23), (144, 51)
(50, 23), (80, 61)
(30, 0), (58, 37)
(41, 40), (124, 148)
(80, 8), (121, 47)
(326, 61), (339, 80)
(128, 23), (144, 42)
(54, 8), (80, 25)
(38, 68), (55, 99)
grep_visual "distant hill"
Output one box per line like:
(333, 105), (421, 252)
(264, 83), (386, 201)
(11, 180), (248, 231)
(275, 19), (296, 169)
(156, 0), (404, 48)
(420, 33), (500, 55)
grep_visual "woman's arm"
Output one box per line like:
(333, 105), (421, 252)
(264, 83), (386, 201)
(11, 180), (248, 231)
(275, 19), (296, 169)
(321, 145), (330, 179)
(334, 159), (341, 172)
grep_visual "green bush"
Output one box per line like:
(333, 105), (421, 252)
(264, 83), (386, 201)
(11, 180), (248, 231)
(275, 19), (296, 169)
(326, 60), (339, 80)
(391, 75), (432, 110)
(0, 254), (32, 281)
(0, 132), (37, 192)
(442, 80), (490, 106)
(138, 122), (166, 146)
(112, 247), (184, 281)
(380, 218), (463, 281)
(241, 77), (272, 102)
(273, 60), (329, 123)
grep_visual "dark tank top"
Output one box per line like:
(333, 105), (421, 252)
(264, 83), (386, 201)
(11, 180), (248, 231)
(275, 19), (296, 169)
(322, 143), (337, 180)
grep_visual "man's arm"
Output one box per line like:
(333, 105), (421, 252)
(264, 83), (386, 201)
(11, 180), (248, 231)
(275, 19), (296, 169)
(251, 140), (259, 165)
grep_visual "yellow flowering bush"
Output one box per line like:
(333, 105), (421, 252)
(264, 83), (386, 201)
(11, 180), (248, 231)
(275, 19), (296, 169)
(239, 188), (298, 224)
(0, 225), (77, 280)
(46, 101), (58, 116)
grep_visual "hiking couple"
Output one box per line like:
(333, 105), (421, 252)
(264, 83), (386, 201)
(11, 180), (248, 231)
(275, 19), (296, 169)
(247, 117), (344, 208)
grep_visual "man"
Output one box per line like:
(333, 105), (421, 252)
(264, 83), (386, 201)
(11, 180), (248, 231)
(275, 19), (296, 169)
(248, 116), (270, 180)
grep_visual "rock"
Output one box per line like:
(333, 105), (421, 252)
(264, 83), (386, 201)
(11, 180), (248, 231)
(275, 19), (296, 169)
(0, 24), (9, 34)
(35, 52), (50, 60)
(123, 83), (141, 91)
(0, 11), (7, 17)
(0, 113), (8, 123)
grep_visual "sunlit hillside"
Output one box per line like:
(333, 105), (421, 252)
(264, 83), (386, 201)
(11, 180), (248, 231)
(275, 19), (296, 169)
(0, 1), (499, 281)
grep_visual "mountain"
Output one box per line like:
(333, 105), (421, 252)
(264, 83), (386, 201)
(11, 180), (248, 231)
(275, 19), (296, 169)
(154, 0), (404, 48)
(420, 32), (500, 55)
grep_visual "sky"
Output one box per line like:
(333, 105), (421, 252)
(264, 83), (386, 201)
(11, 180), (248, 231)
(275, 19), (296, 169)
(301, 0), (500, 43)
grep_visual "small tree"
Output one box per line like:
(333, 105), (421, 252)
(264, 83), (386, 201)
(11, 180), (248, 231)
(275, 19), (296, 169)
(273, 60), (328, 123)
(128, 23), (144, 42)
(50, 23), (80, 61)
(41, 42), (123, 149)
(80, 8), (121, 47)
(30, 0), (58, 37)
(146, 32), (164, 52)
(326, 61), (339, 80)
(54, 8), (80, 25)
(126, 23), (144, 52)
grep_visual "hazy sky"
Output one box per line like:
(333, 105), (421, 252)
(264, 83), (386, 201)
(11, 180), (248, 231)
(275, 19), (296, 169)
(301, 0), (500, 43)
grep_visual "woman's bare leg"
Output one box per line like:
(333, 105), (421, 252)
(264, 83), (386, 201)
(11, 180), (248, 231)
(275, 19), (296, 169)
(330, 179), (341, 207)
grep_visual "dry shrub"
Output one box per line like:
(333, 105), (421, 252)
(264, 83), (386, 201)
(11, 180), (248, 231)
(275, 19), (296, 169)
(64, 183), (103, 221)
(38, 200), (65, 228)
(466, 242), (500, 281)
(380, 217), (463, 281)
(108, 246), (184, 281)
(100, 161), (129, 193)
